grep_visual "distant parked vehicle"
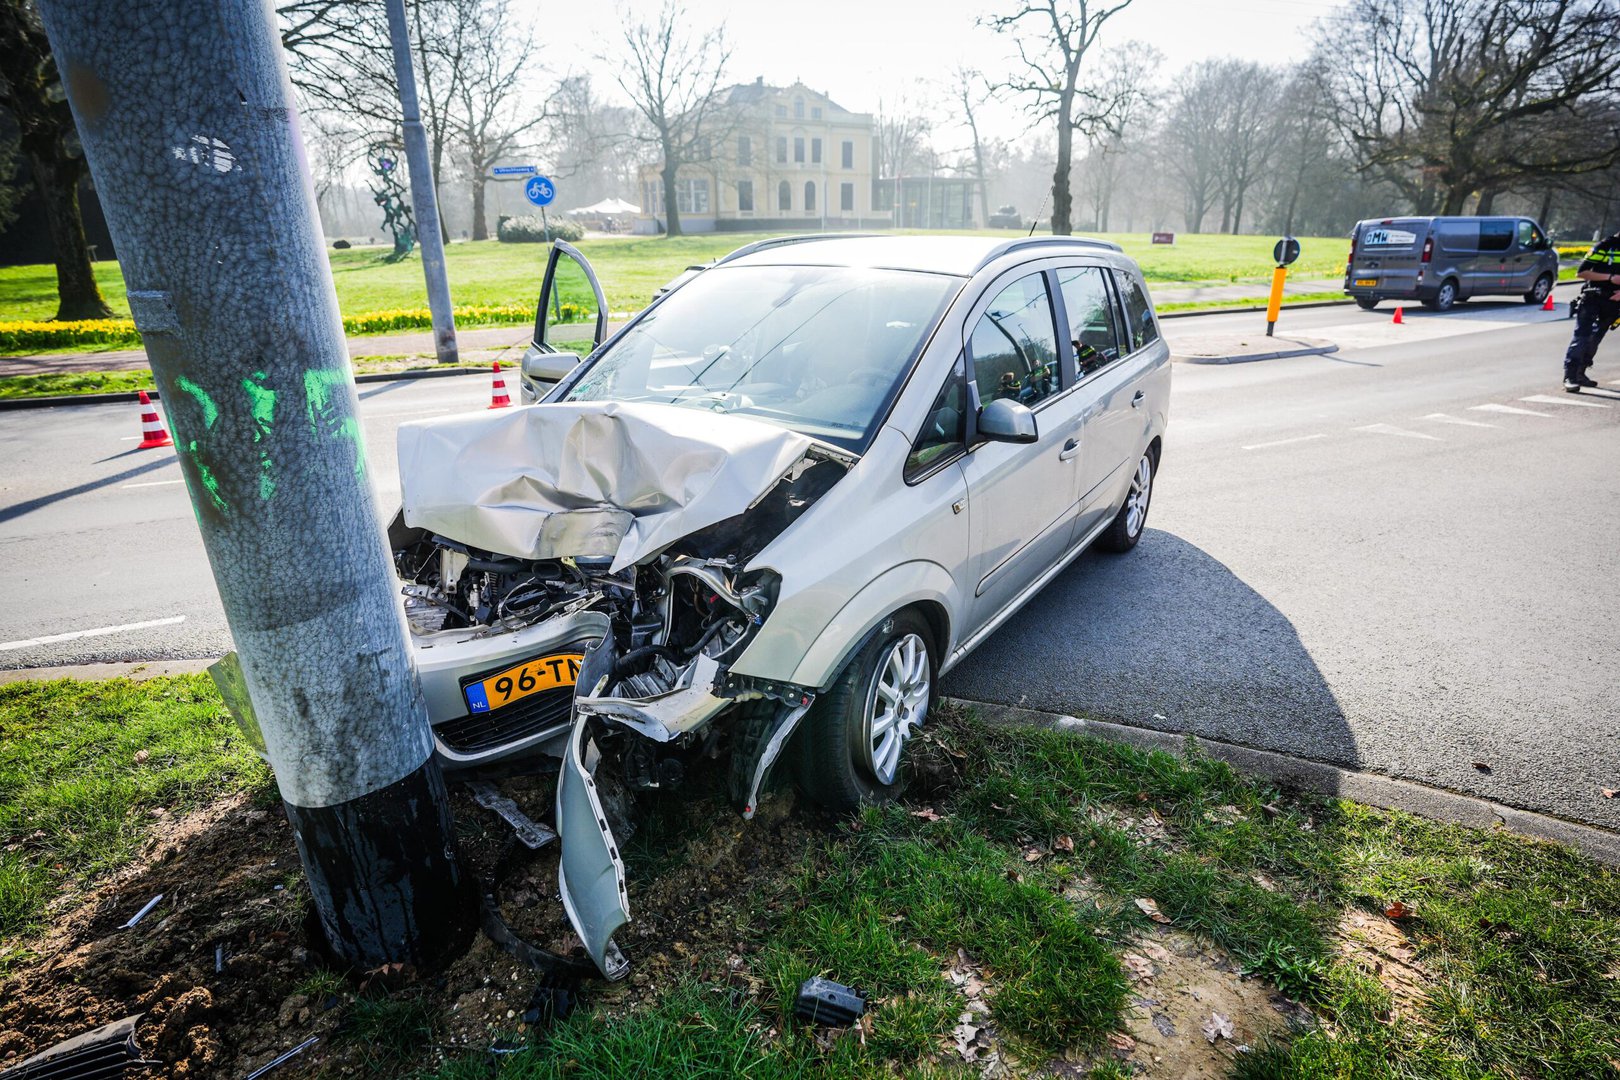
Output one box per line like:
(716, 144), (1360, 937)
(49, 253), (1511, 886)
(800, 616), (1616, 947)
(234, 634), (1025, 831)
(988, 204), (1023, 229)
(1344, 216), (1558, 312)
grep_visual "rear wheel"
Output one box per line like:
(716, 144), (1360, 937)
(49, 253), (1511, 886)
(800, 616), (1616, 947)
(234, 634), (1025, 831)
(796, 610), (934, 811)
(1098, 449), (1154, 553)
(1524, 274), (1553, 305)
(1423, 279), (1458, 312)
(1354, 296), (1379, 310)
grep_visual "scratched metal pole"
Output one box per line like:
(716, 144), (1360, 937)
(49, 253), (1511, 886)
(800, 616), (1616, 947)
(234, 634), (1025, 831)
(36, 0), (475, 969)
(386, 0), (459, 364)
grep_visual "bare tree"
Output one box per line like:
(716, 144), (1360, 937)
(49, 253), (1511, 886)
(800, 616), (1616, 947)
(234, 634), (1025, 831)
(874, 92), (934, 179)
(542, 74), (648, 207)
(1320, 0), (1620, 215)
(950, 67), (994, 228)
(1159, 63), (1225, 232)
(0, 0), (112, 319)
(983, 0), (1136, 235)
(1212, 60), (1286, 232)
(608, 0), (731, 238)
(449, 0), (544, 240)
(1074, 41), (1159, 232)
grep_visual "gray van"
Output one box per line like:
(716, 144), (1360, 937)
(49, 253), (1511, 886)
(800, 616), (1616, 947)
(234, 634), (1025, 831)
(1344, 216), (1557, 311)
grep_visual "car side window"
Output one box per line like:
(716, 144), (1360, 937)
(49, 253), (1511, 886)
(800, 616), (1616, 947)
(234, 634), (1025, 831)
(1057, 266), (1122, 378)
(968, 273), (1061, 409)
(1479, 220), (1513, 252)
(1518, 220), (1544, 249)
(1113, 270), (1159, 353)
(905, 358), (966, 481)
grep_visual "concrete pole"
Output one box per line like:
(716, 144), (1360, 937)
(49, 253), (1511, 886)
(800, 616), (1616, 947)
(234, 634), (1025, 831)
(386, 0), (459, 364)
(36, 0), (475, 970)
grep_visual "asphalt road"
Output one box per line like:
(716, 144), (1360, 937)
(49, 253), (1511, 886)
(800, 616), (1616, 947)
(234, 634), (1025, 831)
(2, 298), (1616, 831)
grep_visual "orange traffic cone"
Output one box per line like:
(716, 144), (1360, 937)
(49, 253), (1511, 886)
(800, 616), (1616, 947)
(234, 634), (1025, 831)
(488, 361), (511, 409)
(136, 390), (172, 449)
(1392, 305), (1404, 325)
(1542, 291), (1556, 311)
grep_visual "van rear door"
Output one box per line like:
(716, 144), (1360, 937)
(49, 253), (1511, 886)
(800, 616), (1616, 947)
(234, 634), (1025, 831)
(1353, 220), (1425, 297)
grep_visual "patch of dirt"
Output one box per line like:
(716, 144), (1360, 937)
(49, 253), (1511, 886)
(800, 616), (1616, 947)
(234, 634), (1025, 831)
(1334, 908), (1429, 1019)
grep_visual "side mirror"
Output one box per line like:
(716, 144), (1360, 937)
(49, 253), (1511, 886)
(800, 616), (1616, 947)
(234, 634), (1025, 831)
(978, 397), (1038, 444)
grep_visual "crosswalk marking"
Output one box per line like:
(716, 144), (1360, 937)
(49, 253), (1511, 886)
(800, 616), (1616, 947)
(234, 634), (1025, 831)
(1355, 423), (1442, 441)
(1420, 413), (1497, 428)
(1520, 394), (1610, 409)
(1241, 433), (1328, 451)
(1470, 403), (1551, 417)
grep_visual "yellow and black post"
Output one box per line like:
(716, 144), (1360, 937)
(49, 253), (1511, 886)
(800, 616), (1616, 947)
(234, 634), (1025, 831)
(1267, 237), (1302, 337)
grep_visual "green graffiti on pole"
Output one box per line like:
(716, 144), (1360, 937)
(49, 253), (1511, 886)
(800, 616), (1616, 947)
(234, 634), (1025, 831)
(303, 367), (366, 480)
(175, 375), (219, 429)
(242, 371), (279, 501)
(171, 376), (228, 513)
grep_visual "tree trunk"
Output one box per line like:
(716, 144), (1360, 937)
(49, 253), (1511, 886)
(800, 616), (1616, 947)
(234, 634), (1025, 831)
(1441, 185), (1472, 216)
(1051, 98), (1073, 235)
(28, 151), (112, 321)
(471, 175), (488, 241)
(661, 160), (682, 237)
(1232, 185), (1245, 234)
(1538, 188), (1554, 228)
(1475, 188), (1497, 215)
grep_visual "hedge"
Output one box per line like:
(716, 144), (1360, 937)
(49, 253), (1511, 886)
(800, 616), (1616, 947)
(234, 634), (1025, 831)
(497, 214), (585, 243)
(0, 302), (594, 352)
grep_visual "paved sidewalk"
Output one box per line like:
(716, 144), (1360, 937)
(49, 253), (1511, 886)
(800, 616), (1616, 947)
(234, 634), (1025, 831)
(1148, 276), (1345, 305)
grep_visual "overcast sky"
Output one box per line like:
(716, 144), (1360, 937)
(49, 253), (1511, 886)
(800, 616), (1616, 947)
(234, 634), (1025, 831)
(516, 0), (1342, 148)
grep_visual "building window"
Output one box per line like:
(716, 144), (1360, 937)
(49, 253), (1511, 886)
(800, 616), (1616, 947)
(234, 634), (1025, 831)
(811, 137), (822, 164)
(778, 180), (792, 211)
(794, 97), (804, 119)
(804, 180), (816, 212)
(675, 178), (709, 214)
(737, 179), (754, 213)
(840, 182), (854, 212)
(793, 137), (805, 163)
(841, 140), (854, 169)
(776, 136), (787, 163)
(737, 136), (751, 166)
(643, 180), (664, 215)
(812, 106), (823, 120)
(775, 104), (787, 118)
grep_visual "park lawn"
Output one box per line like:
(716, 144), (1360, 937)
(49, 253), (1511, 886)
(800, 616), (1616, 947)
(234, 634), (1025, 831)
(1, 230), (1349, 327)
(3, 673), (1617, 1077)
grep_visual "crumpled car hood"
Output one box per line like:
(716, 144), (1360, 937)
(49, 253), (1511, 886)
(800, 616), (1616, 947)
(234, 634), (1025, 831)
(397, 401), (814, 572)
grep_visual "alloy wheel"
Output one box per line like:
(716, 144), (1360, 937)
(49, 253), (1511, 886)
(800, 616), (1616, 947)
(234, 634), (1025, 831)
(860, 632), (930, 785)
(1125, 455), (1153, 538)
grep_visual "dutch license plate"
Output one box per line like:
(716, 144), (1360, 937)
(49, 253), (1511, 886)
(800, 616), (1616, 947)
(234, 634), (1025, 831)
(464, 652), (584, 713)
(1355, 278), (1378, 287)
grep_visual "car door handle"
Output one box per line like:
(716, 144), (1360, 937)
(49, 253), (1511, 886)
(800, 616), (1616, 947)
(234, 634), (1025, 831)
(1058, 437), (1080, 461)
(1131, 391), (1145, 409)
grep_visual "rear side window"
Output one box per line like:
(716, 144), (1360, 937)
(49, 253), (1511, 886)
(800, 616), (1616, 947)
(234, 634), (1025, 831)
(1479, 220), (1513, 252)
(1114, 271), (1159, 353)
(969, 273), (1061, 409)
(1057, 266), (1122, 377)
(1437, 222), (1478, 252)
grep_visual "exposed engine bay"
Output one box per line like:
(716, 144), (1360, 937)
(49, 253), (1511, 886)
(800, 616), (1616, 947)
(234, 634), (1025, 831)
(389, 401), (851, 978)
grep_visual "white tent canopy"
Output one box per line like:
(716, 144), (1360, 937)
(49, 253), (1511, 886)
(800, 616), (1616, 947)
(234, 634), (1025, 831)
(567, 197), (640, 216)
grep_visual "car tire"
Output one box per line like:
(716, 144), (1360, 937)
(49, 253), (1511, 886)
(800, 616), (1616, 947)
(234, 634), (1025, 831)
(1354, 297), (1379, 310)
(795, 609), (935, 811)
(1524, 274), (1553, 305)
(1098, 448), (1155, 553)
(1423, 279), (1458, 312)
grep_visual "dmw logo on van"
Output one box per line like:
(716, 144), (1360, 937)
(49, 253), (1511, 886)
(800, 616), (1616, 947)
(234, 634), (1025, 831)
(1363, 228), (1418, 246)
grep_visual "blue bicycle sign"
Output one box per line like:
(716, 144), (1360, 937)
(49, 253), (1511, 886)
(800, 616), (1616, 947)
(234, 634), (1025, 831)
(524, 176), (556, 207)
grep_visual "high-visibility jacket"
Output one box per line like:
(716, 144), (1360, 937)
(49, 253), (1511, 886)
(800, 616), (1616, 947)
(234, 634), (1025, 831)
(1577, 233), (1620, 300)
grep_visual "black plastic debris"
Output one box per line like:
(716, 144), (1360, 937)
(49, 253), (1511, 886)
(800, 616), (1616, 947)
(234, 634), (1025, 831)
(0, 1014), (143, 1080)
(794, 977), (866, 1027)
(521, 971), (579, 1029)
(240, 1036), (318, 1080)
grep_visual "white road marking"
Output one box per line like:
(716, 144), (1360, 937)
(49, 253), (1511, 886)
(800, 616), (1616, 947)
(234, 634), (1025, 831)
(1470, 403), (1551, 417)
(0, 615), (186, 652)
(1420, 413), (1497, 428)
(121, 479), (184, 489)
(1354, 423), (1442, 441)
(1241, 433), (1328, 451)
(1520, 394), (1610, 409)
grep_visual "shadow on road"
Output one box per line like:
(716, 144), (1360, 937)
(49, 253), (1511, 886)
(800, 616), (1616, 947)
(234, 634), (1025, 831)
(942, 528), (1359, 768)
(0, 456), (177, 525)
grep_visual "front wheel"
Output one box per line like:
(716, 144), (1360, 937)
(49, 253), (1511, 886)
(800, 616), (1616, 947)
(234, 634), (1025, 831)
(796, 610), (935, 811)
(1098, 449), (1154, 553)
(1524, 274), (1553, 304)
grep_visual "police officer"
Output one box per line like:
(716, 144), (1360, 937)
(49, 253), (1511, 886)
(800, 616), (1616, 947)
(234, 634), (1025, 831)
(1563, 230), (1620, 392)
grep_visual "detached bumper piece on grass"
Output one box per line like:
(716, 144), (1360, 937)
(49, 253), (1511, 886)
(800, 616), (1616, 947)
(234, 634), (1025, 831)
(0, 1015), (144, 1080)
(795, 978), (867, 1027)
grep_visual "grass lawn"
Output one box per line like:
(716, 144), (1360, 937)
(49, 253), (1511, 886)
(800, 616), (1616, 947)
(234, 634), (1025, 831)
(0, 230), (1350, 327)
(3, 676), (1615, 1077)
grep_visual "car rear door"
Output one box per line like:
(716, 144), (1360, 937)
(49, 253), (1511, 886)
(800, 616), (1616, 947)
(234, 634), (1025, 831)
(956, 267), (1087, 634)
(1354, 220), (1425, 295)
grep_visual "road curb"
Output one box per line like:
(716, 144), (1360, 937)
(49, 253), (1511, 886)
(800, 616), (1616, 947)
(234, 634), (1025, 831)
(1175, 343), (1339, 365)
(0, 658), (218, 684)
(0, 363), (487, 411)
(949, 698), (1620, 865)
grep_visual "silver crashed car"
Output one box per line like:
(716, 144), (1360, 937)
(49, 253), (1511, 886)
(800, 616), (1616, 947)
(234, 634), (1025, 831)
(388, 234), (1171, 978)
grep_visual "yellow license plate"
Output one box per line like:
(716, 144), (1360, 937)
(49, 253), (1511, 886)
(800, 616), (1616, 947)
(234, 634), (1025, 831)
(464, 652), (584, 713)
(1355, 278), (1377, 286)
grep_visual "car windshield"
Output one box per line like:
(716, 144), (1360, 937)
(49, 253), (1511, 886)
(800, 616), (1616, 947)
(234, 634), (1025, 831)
(562, 264), (959, 451)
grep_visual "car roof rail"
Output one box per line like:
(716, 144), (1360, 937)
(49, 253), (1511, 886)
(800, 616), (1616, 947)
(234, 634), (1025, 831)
(714, 233), (881, 266)
(972, 235), (1124, 272)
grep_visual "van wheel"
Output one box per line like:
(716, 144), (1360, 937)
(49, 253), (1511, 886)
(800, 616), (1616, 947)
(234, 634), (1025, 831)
(1099, 449), (1154, 553)
(1524, 274), (1553, 305)
(796, 610), (935, 811)
(1354, 297), (1379, 310)
(1424, 279), (1458, 312)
